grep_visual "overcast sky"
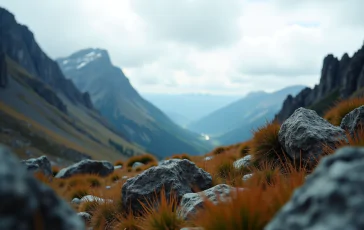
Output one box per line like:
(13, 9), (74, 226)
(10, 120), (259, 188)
(1, 0), (364, 95)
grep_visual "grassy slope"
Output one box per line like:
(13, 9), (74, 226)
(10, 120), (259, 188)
(0, 57), (146, 162)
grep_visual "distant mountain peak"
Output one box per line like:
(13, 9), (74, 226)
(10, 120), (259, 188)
(58, 48), (111, 71)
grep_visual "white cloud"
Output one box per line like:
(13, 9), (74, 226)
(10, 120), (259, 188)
(1, 0), (364, 95)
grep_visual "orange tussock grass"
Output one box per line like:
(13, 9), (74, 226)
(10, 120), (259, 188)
(324, 97), (364, 126)
(139, 188), (185, 230)
(250, 121), (289, 168)
(67, 184), (90, 200)
(113, 212), (143, 230)
(192, 163), (306, 230)
(126, 154), (158, 168)
(323, 124), (364, 156)
(238, 141), (252, 157)
(91, 202), (119, 230)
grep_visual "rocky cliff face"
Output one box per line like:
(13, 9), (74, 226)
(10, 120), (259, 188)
(0, 53), (8, 88)
(276, 42), (364, 122)
(0, 7), (93, 110)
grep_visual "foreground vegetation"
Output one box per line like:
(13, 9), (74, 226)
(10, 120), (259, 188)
(34, 97), (364, 229)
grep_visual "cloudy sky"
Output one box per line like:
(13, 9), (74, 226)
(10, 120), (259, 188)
(1, 0), (364, 95)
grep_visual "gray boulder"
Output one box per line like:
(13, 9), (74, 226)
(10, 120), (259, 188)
(0, 145), (84, 230)
(55, 159), (114, 179)
(77, 212), (92, 224)
(265, 147), (364, 230)
(233, 155), (252, 169)
(242, 173), (254, 181)
(178, 184), (242, 220)
(132, 162), (144, 169)
(122, 159), (212, 214)
(21, 155), (52, 177)
(279, 107), (346, 164)
(340, 105), (364, 138)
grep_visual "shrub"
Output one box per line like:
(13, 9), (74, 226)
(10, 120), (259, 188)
(126, 154), (158, 168)
(140, 188), (184, 230)
(250, 122), (287, 168)
(324, 97), (364, 126)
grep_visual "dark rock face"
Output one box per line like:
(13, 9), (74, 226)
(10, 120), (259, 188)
(178, 184), (237, 220)
(278, 108), (347, 164)
(265, 147), (364, 230)
(0, 7), (93, 110)
(21, 155), (52, 177)
(0, 53), (9, 88)
(55, 159), (114, 179)
(0, 145), (84, 230)
(276, 42), (364, 123)
(340, 105), (364, 138)
(121, 159), (212, 214)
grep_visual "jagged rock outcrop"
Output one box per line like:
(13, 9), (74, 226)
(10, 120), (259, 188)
(278, 108), (347, 164)
(0, 53), (9, 88)
(121, 159), (212, 214)
(0, 7), (94, 110)
(276, 42), (364, 122)
(0, 144), (84, 230)
(21, 155), (52, 177)
(55, 159), (114, 179)
(265, 147), (364, 230)
(340, 105), (364, 138)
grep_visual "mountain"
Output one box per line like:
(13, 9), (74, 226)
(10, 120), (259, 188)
(276, 42), (364, 122)
(164, 111), (192, 127)
(142, 93), (242, 122)
(188, 85), (305, 145)
(57, 49), (213, 158)
(0, 7), (145, 165)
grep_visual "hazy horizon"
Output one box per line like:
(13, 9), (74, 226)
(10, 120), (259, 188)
(1, 0), (364, 95)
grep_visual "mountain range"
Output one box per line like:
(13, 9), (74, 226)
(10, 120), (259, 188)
(0, 7), (146, 165)
(56, 49), (213, 158)
(188, 86), (305, 145)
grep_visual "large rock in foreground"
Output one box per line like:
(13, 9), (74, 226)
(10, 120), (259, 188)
(55, 159), (114, 178)
(340, 105), (364, 138)
(279, 108), (346, 164)
(122, 159), (212, 214)
(265, 147), (364, 230)
(21, 156), (52, 177)
(0, 145), (84, 230)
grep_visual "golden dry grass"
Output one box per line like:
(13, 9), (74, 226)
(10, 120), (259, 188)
(324, 97), (364, 126)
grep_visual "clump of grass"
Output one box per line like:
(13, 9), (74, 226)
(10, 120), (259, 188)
(216, 160), (235, 179)
(212, 146), (226, 155)
(67, 176), (87, 188)
(140, 188), (184, 230)
(126, 154), (158, 168)
(68, 185), (89, 200)
(51, 165), (60, 177)
(86, 175), (102, 188)
(324, 97), (364, 126)
(192, 163), (307, 230)
(114, 213), (142, 230)
(250, 122), (287, 168)
(79, 200), (100, 214)
(110, 173), (120, 183)
(91, 202), (119, 230)
(114, 160), (124, 167)
(238, 141), (251, 157)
